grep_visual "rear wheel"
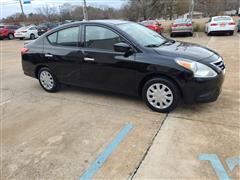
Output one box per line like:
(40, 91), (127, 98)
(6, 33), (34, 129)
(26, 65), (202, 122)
(142, 77), (180, 113)
(189, 32), (193, 37)
(207, 31), (212, 36)
(229, 31), (234, 36)
(38, 67), (60, 92)
(170, 33), (175, 37)
(8, 33), (14, 40)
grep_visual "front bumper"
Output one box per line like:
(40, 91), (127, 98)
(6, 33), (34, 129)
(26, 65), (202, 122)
(182, 72), (225, 104)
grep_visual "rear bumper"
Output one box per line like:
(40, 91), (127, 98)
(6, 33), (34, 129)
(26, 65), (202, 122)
(182, 72), (225, 104)
(171, 30), (193, 33)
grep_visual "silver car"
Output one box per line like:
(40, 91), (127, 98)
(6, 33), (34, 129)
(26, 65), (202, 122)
(171, 18), (193, 37)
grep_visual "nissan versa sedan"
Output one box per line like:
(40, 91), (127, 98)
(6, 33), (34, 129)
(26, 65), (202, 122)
(21, 20), (225, 113)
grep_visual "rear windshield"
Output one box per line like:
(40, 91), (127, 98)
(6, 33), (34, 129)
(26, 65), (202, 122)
(213, 17), (232, 21)
(142, 21), (156, 25)
(174, 19), (191, 23)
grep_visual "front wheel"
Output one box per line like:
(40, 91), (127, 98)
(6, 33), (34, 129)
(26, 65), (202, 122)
(30, 33), (35, 40)
(38, 67), (60, 92)
(142, 77), (180, 113)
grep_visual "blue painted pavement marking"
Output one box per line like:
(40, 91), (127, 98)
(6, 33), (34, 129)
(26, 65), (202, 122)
(198, 154), (230, 180)
(80, 123), (134, 180)
(226, 157), (240, 171)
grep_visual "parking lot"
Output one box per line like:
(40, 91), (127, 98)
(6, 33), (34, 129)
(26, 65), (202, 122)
(1, 32), (239, 179)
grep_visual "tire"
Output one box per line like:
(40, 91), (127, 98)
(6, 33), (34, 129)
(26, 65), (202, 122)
(189, 32), (193, 37)
(19, 38), (24, 40)
(170, 33), (174, 37)
(207, 31), (211, 36)
(142, 77), (180, 113)
(30, 33), (35, 40)
(38, 67), (60, 92)
(8, 33), (14, 40)
(229, 31), (234, 36)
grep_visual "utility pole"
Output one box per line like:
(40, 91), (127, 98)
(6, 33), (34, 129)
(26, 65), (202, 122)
(83, 0), (88, 21)
(19, 0), (25, 17)
(188, 0), (194, 20)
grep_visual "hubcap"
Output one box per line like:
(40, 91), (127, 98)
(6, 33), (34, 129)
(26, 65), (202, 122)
(147, 83), (173, 109)
(9, 34), (14, 39)
(40, 71), (54, 90)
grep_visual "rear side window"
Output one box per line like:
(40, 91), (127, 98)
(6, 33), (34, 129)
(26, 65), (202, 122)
(48, 32), (57, 44)
(47, 26), (79, 47)
(57, 27), (79, 47)
(85, 26), (122, 51)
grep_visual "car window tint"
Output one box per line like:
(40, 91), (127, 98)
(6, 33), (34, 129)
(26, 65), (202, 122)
(48, 32), (57, 44)
(57, 27), (79, 47)
(85, 26), (122, 51)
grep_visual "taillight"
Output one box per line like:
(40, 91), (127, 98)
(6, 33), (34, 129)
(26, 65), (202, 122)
(210, 23), (218, 26)
(229, 22), (235, 25)
(172, 24), (177, 27)
(185, 24), (192, 27)
(21, 48), (29, 55)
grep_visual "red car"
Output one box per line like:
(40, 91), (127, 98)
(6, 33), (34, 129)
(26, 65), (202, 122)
(0, 25), (20, 40)
(140, 20), (163, 33)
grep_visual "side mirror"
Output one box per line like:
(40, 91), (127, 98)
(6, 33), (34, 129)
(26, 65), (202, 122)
(114, 42), (134, 57)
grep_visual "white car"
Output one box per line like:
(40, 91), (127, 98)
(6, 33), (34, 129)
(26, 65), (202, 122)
(14, 25), (39, 40)
(205, 16), (236, 36)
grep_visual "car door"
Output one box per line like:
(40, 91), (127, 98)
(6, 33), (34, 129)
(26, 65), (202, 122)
(43, 26), (83, 85)
(79, 24), (137, 94)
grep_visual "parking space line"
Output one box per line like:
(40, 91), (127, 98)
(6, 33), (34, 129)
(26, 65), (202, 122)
(79, 123), (134, 180)
(0, 100), (11, 106)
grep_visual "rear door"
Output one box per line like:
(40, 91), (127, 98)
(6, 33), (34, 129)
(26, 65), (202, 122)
(43, 26), (83, 85)
(79, 24), (136, 94)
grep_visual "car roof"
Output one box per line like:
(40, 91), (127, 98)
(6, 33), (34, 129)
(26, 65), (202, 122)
(65, 19), (130, 26)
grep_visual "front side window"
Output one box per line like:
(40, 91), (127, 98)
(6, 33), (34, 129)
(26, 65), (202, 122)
(57, 27), (79, 47)
(85, 26), (122, 51)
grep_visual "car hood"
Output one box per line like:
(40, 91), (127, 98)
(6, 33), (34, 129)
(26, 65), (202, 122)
(153, 41), (217, 61)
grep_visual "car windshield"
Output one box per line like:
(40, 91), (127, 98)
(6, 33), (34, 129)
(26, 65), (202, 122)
(117, 22), (166, 47)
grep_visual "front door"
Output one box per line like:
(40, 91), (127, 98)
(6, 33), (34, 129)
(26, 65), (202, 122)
(79, 25), (136, 94)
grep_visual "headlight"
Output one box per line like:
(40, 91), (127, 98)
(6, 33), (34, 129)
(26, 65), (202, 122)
(175, 58), (217, 78)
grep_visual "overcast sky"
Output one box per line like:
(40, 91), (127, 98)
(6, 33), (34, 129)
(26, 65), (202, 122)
(0, 0), (127, 19)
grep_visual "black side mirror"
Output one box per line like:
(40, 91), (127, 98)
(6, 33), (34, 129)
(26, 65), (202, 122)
(114, 42), (133, 57)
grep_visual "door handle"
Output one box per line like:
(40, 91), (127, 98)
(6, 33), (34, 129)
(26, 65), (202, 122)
(84, 57), (95, 61)
(45, 53), (53, 57)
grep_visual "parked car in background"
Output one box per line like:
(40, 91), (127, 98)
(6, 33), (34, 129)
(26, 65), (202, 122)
(140, 20), (163, 33)
(0, 25), (21, 40)
(37, 23), (59, 36)
(171, 18), (193, 37)
(21, 20), (225, 113)
(14, 25), (39, 40)
(237, 19), (240, 32)
(205, 16), (235, 36)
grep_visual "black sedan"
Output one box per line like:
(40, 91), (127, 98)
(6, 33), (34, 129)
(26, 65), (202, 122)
(21, 20), (225, 113)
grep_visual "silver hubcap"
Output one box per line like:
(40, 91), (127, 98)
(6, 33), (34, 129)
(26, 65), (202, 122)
(40, 71), (54, 90)
(147, 83), (173, 109)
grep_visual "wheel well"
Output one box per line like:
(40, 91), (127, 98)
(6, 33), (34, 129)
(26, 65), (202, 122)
(35, 65), (48, 78)
(138, 73), (183, 97)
